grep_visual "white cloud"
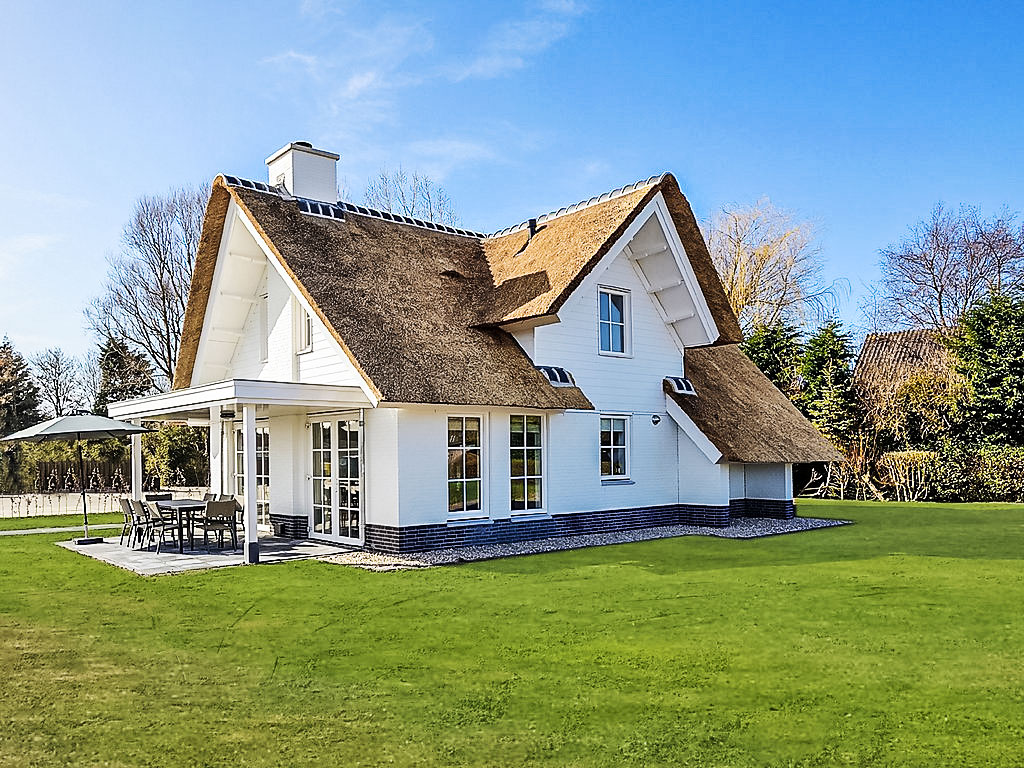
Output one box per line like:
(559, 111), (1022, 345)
(262, 50), (321, 77)
(446, 3), (586, 81)
(404, 139), (497, 181)
(0, 234), (62, 278)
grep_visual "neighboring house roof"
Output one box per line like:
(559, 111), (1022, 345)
(175, 173), (742, 409)
(667, 345), (842, 463)
(854, 329), (951, 394)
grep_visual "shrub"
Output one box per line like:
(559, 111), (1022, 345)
(929, 443), (1024, 503)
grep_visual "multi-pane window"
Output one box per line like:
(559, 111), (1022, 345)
(235, 426), (270, 525)
(600, 416), (629, 478)
(311, 421), (332, 535)
(295, 300), (313, 354)
(599, 288), (628, 354)
(448, 416), (482, 516)
(258, 293), (269, 362)
(510, 415), (543, 511)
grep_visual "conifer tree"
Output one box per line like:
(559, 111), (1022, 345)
(742, 322), (803, 397)
(0, 337), (41, 491)
(796, 320), (860, 445)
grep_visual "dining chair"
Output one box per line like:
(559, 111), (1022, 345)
(128, 499), (152, 549)
(201, 500), (240, 550)
(118, 498), (134, 545)
(134, 499), (177, 553)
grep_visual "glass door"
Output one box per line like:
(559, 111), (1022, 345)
(309, 415), (361, 543)
(235, 425), (270, 528)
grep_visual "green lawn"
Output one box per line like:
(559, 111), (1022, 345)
(0, 513), (122, 531)
(1, 500), (1022, 767)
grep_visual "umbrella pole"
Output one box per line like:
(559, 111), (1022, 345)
(78, 435), (89, 539)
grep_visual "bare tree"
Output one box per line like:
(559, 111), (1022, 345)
(364, 166), (458, 225)
(702, 199), (843, 333)
(31, 347), (83, 418)
(877, 204), (1024, 330)
(86, 185), (207, 388)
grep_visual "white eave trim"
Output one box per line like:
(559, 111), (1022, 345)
(664, 393), (723, 464)
(107, 379), (373, 421)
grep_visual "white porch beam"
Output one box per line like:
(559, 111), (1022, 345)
(220, 292), (257, 304)
(130, 432), (143, 500)
(209, 408), (223, 496)
(242, 404), (259, 564)
(647, 278), (684, 294)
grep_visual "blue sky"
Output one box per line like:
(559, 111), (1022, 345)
(2, 0), (1022, 357)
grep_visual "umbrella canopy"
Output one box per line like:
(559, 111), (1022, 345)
(1, 414), (150, 444)
(2, 413), (152, 543)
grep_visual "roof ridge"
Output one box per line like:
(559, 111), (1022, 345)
(487, 173), (668, 239)
(220, 175), (488, 239)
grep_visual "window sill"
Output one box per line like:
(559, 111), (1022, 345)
(601, 478), (635, 486)
(598, 350), (633, 359)
(295, 347), (313, 356)
(446, 516), (492, 527)
(509, 510), (552, 521)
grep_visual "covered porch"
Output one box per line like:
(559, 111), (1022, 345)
(107, 378), (373, 564)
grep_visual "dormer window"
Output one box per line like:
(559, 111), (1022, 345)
(599, 287), (630, 355)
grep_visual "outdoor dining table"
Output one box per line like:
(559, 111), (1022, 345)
(155, 499), (207, 554)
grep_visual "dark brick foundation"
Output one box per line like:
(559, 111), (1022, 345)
(270, 513), (309, 539)
(363, 502), (731, 554)
(729, 498), (796, 519)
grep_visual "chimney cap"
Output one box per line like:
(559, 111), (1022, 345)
(265, 141), (340, 165)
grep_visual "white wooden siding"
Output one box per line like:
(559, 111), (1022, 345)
(364, 408), (400, 527)
(533, 249), (684, 414)
(225, 263), (364, 387)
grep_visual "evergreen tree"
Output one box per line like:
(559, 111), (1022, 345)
(741, 322), (803, 397)
(796, 320), (860, 445)
(947, 292), (1024, 446)
(0, 337), (40, 434)
(93, 337), (155, 415)
(0, 337), (41, 491)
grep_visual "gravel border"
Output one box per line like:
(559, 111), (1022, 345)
(319, 516), (852, 571)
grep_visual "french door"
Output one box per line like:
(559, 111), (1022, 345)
(234, 425), (270, 527)
(309, 415), (362, 544)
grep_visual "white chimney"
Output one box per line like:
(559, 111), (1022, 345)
(265, 141), (340, 202)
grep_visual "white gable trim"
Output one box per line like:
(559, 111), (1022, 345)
(191, 207), (239, 388)
(192, 200), (379, 406)
(232, 206), (380, 407)
(665, 393), (723, 464)
(557, 193), (719, 350)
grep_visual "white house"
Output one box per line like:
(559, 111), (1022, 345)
(108, 142), (839, 563)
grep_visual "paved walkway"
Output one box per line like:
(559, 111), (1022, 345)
(57, 536), (351, 576)
(0, 524), (122, 536)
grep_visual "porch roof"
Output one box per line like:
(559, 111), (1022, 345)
(106, 378), (373, 423)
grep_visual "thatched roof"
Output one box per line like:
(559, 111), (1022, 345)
(855, 330), (951, 394)
(670, 345), (842, 463)
(175, 178), (592, 409)
(482, 174), (743, 342)
(174, 171), (743, 410)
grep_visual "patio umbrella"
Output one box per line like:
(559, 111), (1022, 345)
(1, 413), (151, 544)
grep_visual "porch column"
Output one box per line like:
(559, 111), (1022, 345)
(130, 430), (143, 500)
(208, 408), (223, 496)
(242, 404), (259, 564)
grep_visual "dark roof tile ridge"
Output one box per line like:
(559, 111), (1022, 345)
(487, 173), (668, 239)
(221, 175), (488, 239)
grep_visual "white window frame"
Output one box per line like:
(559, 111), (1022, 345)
(598, 286), (631, 357)
(294, 298), (313, 355)
(599, 415), (630, 480)
(235, 424), (270, 526)
(258, 293), (269, 363)
(509, 414), (545, 514)
(447, 414), (486, 520)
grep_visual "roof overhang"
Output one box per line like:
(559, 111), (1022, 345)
(665, 392), (723, 464)
(107, 379), (373, 423)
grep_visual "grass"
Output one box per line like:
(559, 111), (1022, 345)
(0, 513), (122, 531)
(0, 499), (1022, 767)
